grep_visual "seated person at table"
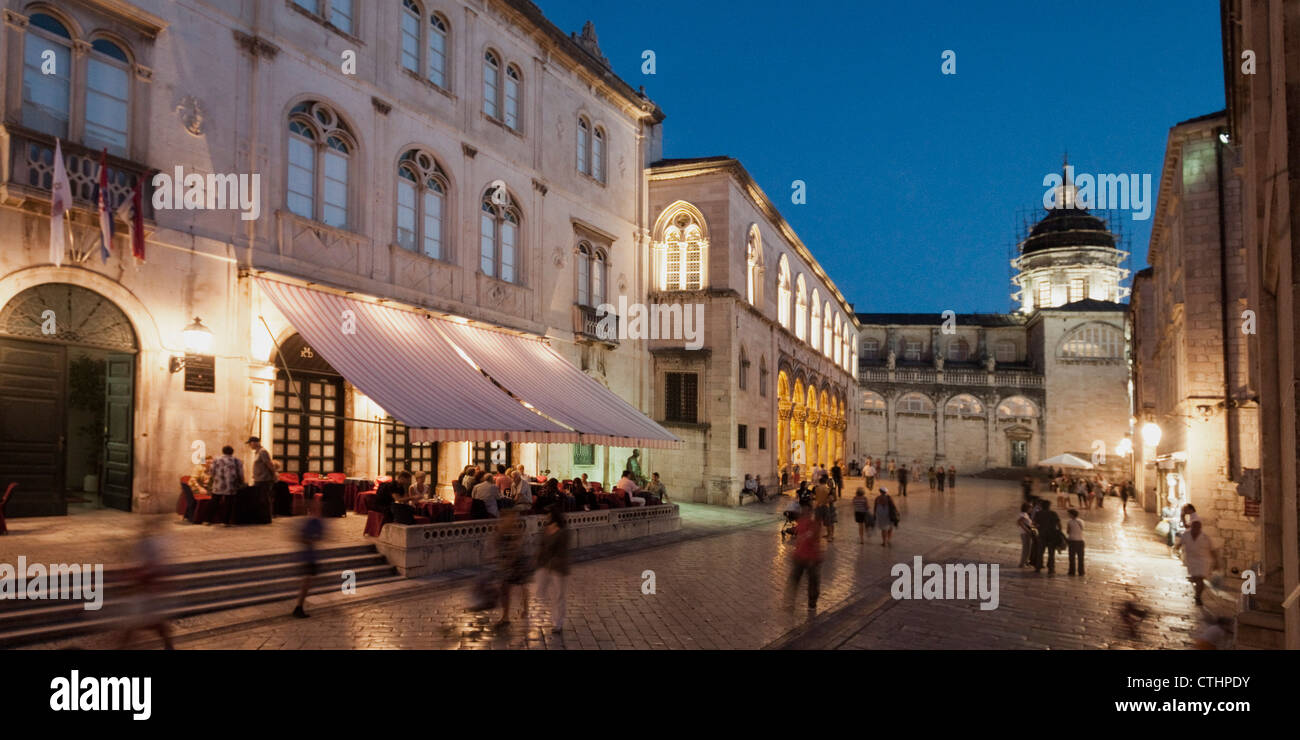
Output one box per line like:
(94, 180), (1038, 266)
(189, 455), (214, 496)
(570, 478), (596, 510)
(409, 470), (433, 500)
(375, 471), (416, 523)
(644, 472), (666, 502)
(510, 470), (533, 508)
(471, 471), (501, 518)
(533, 478), (560, 511)
(494, 464), (513, 493)
(459, 465), (479, 493)
(616, 470), (646, 507)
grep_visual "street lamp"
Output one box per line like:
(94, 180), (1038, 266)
(1141, 421), (1162, 448)
(170, 316), (214, 373)
(1115, 438), (1133, 457)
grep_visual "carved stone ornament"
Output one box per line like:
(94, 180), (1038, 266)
(552, 246), (566, 269)
(488, 284), (507, 306)
(176, 96), (204, 136)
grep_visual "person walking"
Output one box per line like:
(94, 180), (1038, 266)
(535, 507), (570, 633)
(493, 507), (533, 627)
(1033, 499), (1062, 574)
(874, 487), (899, 546)
(946, 465), (956, 490)
(292, 497), (324, 618)
(888, 459), (897, 481)
(787, 502), (824, 610)
(927, 466), (937, 491)
(1121, 480), (1133, 516)
(1065, 508), (1085, 576)
(1175, 517), (1218, 606)
(897, 464), (909, 497)
(1017, 503), (1036, 568)
(864, 460), (876, 492)
(935, 464), (946, 493)
(852, 487), (873, 543)
(831, 462), (844, 498)
(813, 475), (835, 543)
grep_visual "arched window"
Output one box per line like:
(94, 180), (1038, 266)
(776, 255), (791, 325)
(947, 338), (970, 362)
(480, 184), (520, 283)
(287, 101), (355, 228)
(794, 274), (808, 341)
(575, 241), (607, 307)
(592, 126), (605, 183)
(577, 116), (590, 175)
(759, 356), (769, 397)
(822, 302), (833, 357)
(997, 396), (1038, 419)
(851, 346), (858, 379)
(810, 291), (821, 351)
(659, 209), (706, 291)
(84, 39), (131, 155)
(747, 227), (762, 307)
(504, 64), (521, 130)
(483, 50), (500, 119)
(293, 0), (353, 34)
(1059, 323), (1124, 359)
(833, 315), (842, 364)
(401, 2), (449, 88)
(946, 394), (984, 417)
(898, 392), (934, 414)
(738, 347), (750, 390)
(861, 391), (886, 413)
(23, 13), (73, 138)
(395, 149), (448, 259)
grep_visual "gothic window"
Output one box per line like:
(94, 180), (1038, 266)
(395, 149), (448, 259)
(288, 101), (355, 228)
(738, 347), (750, 390)
(592, 126), (605, 182)
(577, 116), (589, 175)
(776, 254), (790, 325)
(1059, 323), (1124, 359)
(810, 291), (821, 351)
(822, 302), (833, 357)
(480, 184), (521, 283)
(748, 227), (763, 307)
(504, 64), (521, 131)
(483, 50), (501, 120)
(794, 274), (808, 341)
(660, 210), (706, 291)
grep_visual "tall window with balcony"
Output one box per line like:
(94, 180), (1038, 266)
(480, 186), (520, 283)
(395, 149), (447, 259)
(400, 2), (449, 89)
(658, 211), (706, 291)
(287, 101), (354, 229)
(575, 242), (607, 307)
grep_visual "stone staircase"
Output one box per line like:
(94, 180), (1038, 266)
(0, 544), (400, 648)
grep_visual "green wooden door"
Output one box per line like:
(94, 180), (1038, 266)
(101, 353), (134, 511)
(0, 338), (66, 516)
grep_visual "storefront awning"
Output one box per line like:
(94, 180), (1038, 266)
(256, 278), (680, 449)
(257, 278), (576, 443)
(435, 319), (681, 449)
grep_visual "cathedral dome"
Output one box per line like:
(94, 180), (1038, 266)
(1021, 207), (1117, 254)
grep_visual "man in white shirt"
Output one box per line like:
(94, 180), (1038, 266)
(617, 470), (645, 506)
(510, 470), (532, 507)
(1176, 517), (1217, 605)
(1065, 508), (1085, 576)
(471, 475), (500, 517)
(864, 462), (877, 491)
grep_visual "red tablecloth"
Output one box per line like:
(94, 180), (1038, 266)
(354, 491), (377, 515)
(418, 500), (454, 522)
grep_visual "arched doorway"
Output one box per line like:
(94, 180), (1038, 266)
(271, 334), (345, 476)
(0, 283), (138, 515)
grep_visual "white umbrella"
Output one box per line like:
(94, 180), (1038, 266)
(1037, 453), (1094, 469)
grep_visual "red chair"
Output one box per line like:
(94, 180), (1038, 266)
(453, 494), (473, 522)
(190, 492), (215, 524)
(363, 509), (387, 537)
(590, 482), (603, 493)
(279, 472), (300, 484)
(326, 472), (346, 484)
(301, 472), (321, 482)
(0, 482), (15, 535)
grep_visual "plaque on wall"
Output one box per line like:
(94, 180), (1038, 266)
(184, 354), (215, 393)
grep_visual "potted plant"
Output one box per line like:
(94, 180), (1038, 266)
(68, 354), (107, 493)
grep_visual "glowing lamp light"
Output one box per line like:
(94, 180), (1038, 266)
(1141, 422), (1162, 448)
(182, 317), (214, 355)
(1115, 438), (1133, 457)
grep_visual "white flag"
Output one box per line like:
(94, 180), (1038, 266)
(50, 139), (72, 268)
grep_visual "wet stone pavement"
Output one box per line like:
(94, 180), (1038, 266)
(24, 478), (1212, 650)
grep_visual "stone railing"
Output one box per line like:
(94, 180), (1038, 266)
(1, 125), (154, 216)
(573, 303), (619, 345)
(859, 365), (1043, 388)
(374, 504), (681, 576)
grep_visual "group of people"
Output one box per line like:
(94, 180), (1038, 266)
(1047, 472), (1134, 513)
(781, 461), (847, 497)
(484, 505), (571, 631)
(184, 437), (279, 525)
(1016, 496), (1084, 575)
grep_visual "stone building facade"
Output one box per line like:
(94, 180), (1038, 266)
(1219, 0), (1300, 648)
(855, 170), (1131, 474)
(0, 0), (673, 515)
(646, 158), (858, 504)
(1130, 111), (1260, 575)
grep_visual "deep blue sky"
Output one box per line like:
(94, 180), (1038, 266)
(539, 0), (1225, 313)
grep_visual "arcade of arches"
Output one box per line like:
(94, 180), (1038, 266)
(776, 369), (847, 472)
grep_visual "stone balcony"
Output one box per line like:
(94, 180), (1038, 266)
(0, 125), (154, 217)
(859, 365), (1044, 388)
(573, 302), (619, 345)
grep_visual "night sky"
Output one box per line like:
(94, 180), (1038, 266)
(538, 0), (1225, 313)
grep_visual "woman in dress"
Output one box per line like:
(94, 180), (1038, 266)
(874, 487), (898, 547)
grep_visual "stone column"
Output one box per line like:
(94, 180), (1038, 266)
(777, 401), (792, 469)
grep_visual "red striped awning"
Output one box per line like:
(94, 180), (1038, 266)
(256, 278), (680, 449)
(434, 319), (681, 449)
(257, 278), (577, 443)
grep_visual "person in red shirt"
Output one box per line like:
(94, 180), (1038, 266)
(786, 502), (825, 610)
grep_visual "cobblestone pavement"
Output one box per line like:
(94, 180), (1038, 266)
(152, 478), (1210, 650)
(20, 479), (1212, 650)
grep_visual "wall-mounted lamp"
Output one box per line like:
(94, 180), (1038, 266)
(1218, 131), (1231, 145)
(1141, 421), (1163, 448)
(170, 317), (214, 373)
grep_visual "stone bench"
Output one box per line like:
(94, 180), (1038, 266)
(373, 504), (681, 577)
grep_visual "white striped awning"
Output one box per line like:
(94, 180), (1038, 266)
(434, 319), (681, 449)
(256, 278), (681, 449)
(257, 278), (576, 443)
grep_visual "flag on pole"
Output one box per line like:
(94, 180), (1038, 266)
(50, 139), (72, 268)
(115, 175), (146, 262)
(96, 148), (114, 263)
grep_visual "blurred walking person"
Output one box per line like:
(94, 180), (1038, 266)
(897, 464), (909, 497)
(1175, 517), (1217, 606)
(535, 507), (570, 634)
(786, 502), (824, 610)
(292, 498), (324, 618)
(874, 487), (899, 547)
(1017, 503), (1036, 568)
(493, 507), (533, 627)
(864, 460), (876, 492)
(852, 487), (873, 544)
(1065, 508), (1085, 576)
(118, 516), (173, 649)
